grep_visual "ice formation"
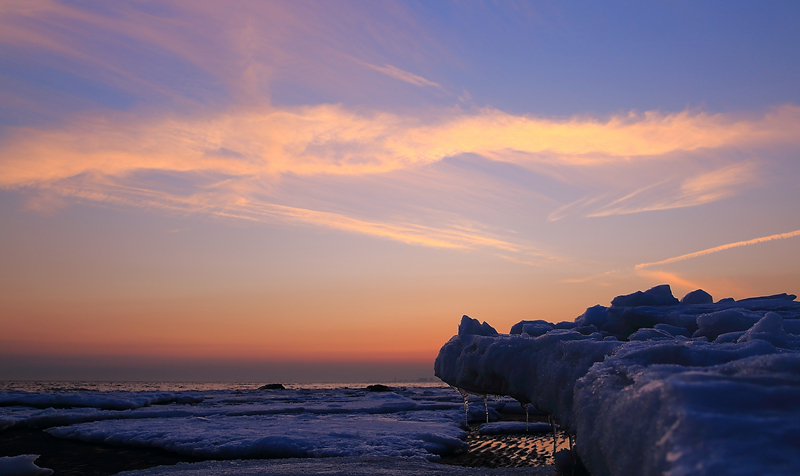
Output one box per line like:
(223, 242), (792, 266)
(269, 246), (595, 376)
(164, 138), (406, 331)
(45, 411), (467, 460)
(0, 386), (475, 462)
(435, 285), (800, 476)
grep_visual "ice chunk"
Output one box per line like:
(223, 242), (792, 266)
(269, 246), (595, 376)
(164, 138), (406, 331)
(435, 330), (622, 431)
(693, 309), (759, 341)
(680, 289), (713, 304)
(574, 350), (800, 476)
(509, 320), (553, 336)
(522, 323), (554, 336)
(574, 305), (608, 328)
(457, 315), (498, 336)
(0, 455), (53, 476)
(737, 311), (789, 347)
(553, 321), (577, 329)
(628, 328), (673, 341)
(713, 331), (746, 343)
(573, 324), (598, 336)
(737, 293), (796, 302)
(783, 319), (800, 335)
(653, 323), (691, 337)
(611, 284), (679, 307)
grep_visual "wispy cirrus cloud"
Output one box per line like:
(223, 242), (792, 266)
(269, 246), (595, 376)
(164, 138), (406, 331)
(40, 170), (553, 261)
(557, 162), (761, 219)
(363, 62), (442, 88)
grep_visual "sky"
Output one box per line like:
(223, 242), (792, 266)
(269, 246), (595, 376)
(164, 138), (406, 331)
(1, 0), (799, 382)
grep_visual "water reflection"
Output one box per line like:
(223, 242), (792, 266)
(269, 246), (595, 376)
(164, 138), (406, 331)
(440, 424), (571, 468)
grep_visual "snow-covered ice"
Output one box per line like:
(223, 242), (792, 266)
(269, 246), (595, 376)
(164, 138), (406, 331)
(45, 411), (467, 460)
(435, 285), (800, 476)
(0, 392), (202, 410)
(0, 385), (478, 464)
(112, 456), (553, 476)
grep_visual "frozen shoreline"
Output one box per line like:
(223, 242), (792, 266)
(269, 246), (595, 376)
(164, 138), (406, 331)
(435, 285), (800, 476)
(1, 383), (561, 475)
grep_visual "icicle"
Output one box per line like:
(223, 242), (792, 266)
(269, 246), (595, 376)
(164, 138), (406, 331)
(482, 395), (489, 424)
(549, 415), (558, 456)
(453, 386), (471, 427)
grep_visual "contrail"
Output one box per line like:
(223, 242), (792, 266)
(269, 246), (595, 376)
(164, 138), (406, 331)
(635, 228), (800, 269)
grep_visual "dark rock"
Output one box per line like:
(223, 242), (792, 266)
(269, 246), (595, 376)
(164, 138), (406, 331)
(681, 289), (713, 304)
(365, 384), (393, 392)
(258, 383), (286, 390)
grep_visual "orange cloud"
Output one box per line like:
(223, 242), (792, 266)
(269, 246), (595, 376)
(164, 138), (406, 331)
(4, 105), (799, 186)
(2, 104), (798, 258)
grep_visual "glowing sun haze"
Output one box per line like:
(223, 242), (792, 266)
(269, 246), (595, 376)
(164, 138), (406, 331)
(2, 1), (799, 382)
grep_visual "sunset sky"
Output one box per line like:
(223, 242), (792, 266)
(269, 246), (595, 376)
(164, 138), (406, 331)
(2, 1), (799, 382)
